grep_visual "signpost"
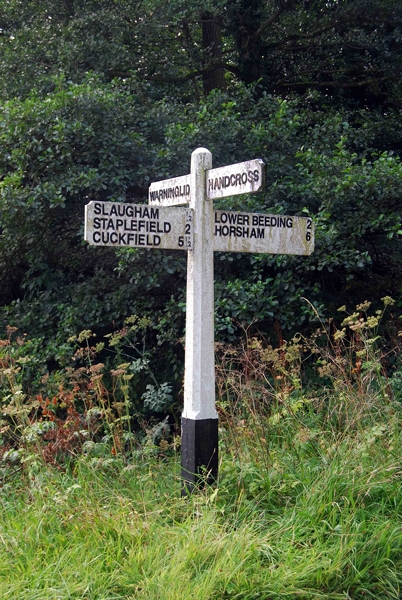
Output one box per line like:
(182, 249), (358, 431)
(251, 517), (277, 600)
(149, 174), (191, 206)
(84, 148), (315, 494)
(85, 201), (193, 250)
(206, 159), (265, 200)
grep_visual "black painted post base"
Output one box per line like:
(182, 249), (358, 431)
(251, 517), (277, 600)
(181, 417), (218, 495)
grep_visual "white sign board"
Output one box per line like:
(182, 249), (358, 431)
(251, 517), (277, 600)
(206, 159), (265, 200)
(149, 174), (191, 206)
(85, 201), (193, 250)
(213, 211), (314, 255)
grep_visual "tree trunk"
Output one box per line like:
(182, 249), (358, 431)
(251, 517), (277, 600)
(201, 12), (226, 95)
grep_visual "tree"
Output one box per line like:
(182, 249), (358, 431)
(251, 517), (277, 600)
(1, 0), (401, 106)
(0, 0), (401, 390)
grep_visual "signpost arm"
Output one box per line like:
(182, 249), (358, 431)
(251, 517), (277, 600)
(182, 147), (218, 493)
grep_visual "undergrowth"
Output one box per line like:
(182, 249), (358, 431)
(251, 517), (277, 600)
(0, 298), (402, 598)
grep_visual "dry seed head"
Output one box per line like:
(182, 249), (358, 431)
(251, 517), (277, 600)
(349, 319), (365, 331)
(89, 363), (104, 373)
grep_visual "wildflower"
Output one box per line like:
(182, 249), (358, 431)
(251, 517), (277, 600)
(381, 296), (395, 306)
(77, 330), (94, 342)
(341, 312), (359, 327)
(333, 329), (346, 340)
(356, 300), (371, 312)
(337, 305), (347, 312)
(366, 316), (379, 329)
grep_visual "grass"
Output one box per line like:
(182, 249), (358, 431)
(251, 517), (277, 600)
(1, 388), (401, 599)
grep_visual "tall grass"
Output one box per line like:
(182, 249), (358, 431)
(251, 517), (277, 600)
(0, 299), (402, 598)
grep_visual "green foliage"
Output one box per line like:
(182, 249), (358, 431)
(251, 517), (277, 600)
(0, 0), (401, 395)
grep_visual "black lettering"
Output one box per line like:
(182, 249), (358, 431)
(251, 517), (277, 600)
(287, 218), (293, 228)
(230, 174), (236, 186)
(138, 234), (145, 245)
(94, 203), (102, 215)
(154, 235), (161, 246)
(164, 222), (171, 233)
(253, 169), (259, 182)
(93, 217), (101, 229)
(235, 173), (241, 185)
(247, 170), (253, 183)
(127, 233), (135, 244)
(116, 219), (123, 230)
(93, 231), (101, 243)
(241, 172), (247, 184)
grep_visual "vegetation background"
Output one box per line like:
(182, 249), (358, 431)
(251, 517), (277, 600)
(0, 1), (402, 597)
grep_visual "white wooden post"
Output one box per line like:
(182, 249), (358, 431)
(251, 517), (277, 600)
(85, 147), (314, 496)
(181, 147), (218, 493)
